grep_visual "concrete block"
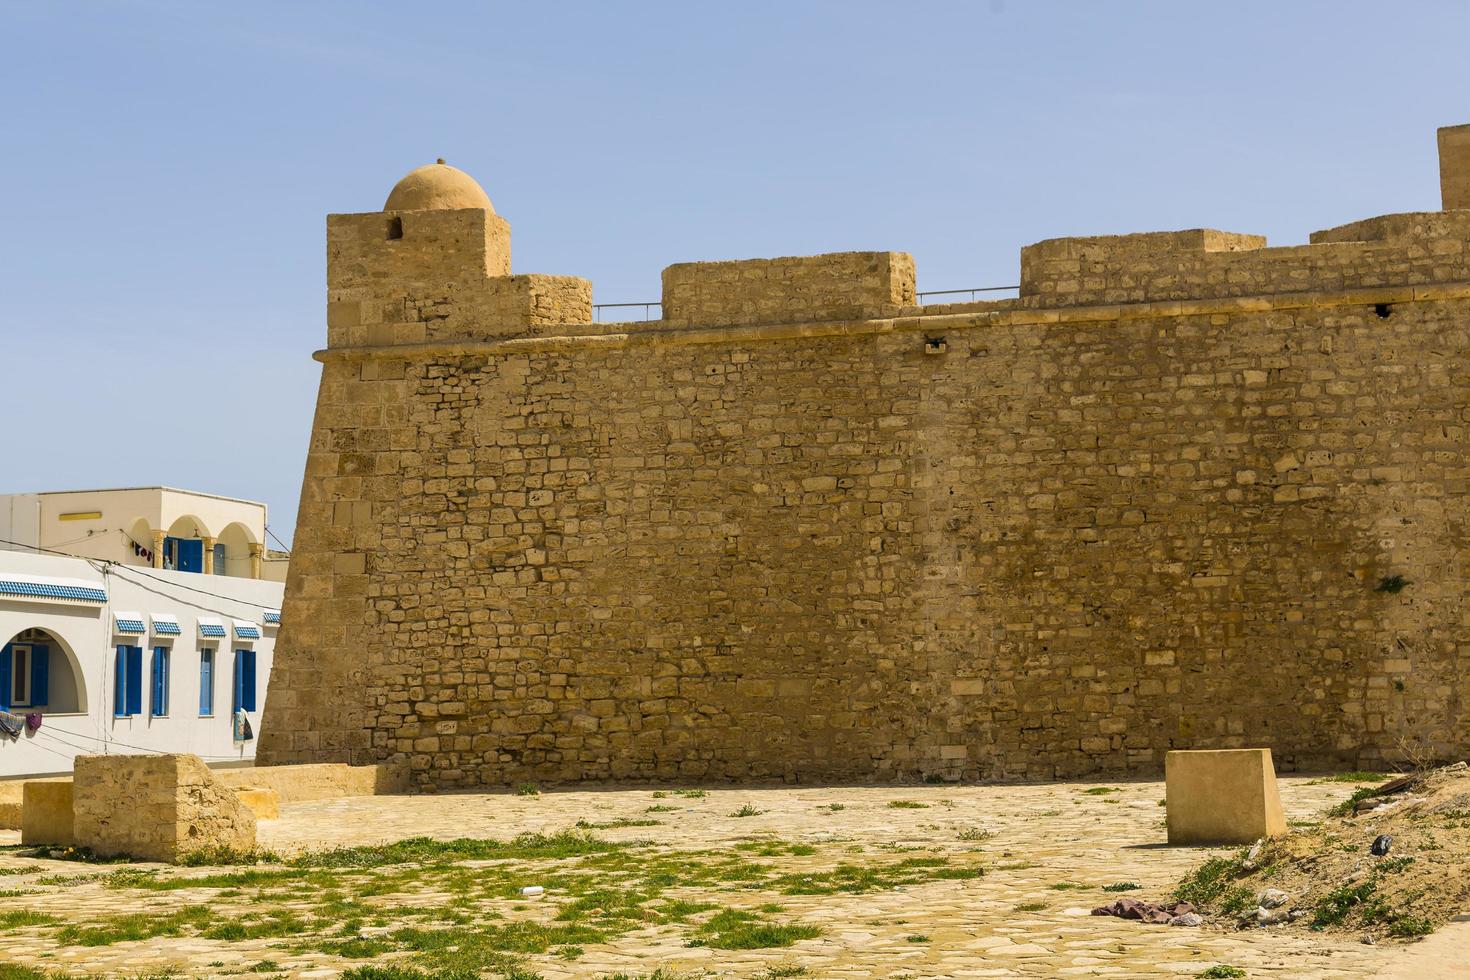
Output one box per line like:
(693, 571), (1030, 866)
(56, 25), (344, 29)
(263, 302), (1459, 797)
(1166, 748), (1287, 845)
(21, 782), (74, 847)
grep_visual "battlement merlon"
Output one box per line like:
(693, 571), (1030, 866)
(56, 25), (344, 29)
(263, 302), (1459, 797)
(1018, 126), (1470, 310)
(325, 209), (592, 347)
(661, 251), (916, 329)
(1440, 123), (1470, 210)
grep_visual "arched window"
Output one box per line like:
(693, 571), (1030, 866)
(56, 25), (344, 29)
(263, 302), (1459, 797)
(1, 628), (85, 713)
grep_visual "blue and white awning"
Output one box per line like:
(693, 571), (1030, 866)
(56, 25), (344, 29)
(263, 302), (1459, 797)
(263, 609), (281, 626)
(113, 611), (147, 635)
(151, 613), (182, 636)
(198, 617), (227, 639)
(0, 575), (107, 605)
(233, 619), (262, 640)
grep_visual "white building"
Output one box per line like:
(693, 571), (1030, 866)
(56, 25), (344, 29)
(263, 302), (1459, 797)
(0, 486), (288, 582)
(0, 492), (285, 778)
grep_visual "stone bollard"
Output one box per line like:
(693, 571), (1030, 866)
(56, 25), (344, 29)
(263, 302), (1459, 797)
(1165, 748), (1287, 845)
(72, 754), (257, 862)
(21, 782), (74, 847)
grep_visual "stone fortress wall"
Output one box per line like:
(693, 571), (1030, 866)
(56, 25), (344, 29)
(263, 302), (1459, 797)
(259, 126), (1470, 789)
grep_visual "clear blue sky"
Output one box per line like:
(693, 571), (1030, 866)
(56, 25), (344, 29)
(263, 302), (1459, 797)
(3, 1), (1467, 544)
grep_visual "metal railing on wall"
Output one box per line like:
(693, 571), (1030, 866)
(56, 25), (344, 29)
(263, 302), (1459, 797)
(593, 301), (662, 322)
(915, 285), (1019, 304)
(591, 286), (1019, 321)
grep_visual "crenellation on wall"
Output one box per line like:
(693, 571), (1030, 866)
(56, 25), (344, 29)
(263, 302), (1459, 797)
(327, 198), (590, 348)
(661, 251), (915, 328)
(1439, 123), (1470, 210)
(1019, 219), (1470, 308)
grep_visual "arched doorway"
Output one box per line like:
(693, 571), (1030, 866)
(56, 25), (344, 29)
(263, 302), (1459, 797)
(163, 515), (211, 573)
(216, 522), (258, 578)
(1, 628), (85, 713)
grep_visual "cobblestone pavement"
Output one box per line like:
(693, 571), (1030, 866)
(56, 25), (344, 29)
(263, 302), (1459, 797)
(0, 775), (1458, 978)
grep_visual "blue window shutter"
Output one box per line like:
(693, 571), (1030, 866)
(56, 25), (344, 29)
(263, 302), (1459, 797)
(243, 649), (257, 711)
(31, 645), (48, 707)
(151, 647), (167, 716)
(114, 645), (126, 716)
(126, 646), (143, 716)
(199, 650), (212, 715)
(0, 644), (11, 712)
(232, 650), (243, 713)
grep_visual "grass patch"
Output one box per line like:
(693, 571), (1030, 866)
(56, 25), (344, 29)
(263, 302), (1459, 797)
(905, 934), (930, 943)
(1174, 854), (1247, 906)
(178, 845), (282, 866)
(575, 818), (660, 830)
(1388, 916), (1434, 938)
(1081, 786), (1121, 795)
(729, 805), (764, 818)
(1102, 881), (1141, 892)
(1311, 882), (1376, 929)
(1329, 787), (1383, 817)
(1197, 968), (1246, 979)
(956, 827), (993, 842)
(688, 908), (821, 950)
(1048, 881), (1085, 891)
(297, 830), (624, 868)
(0, 968), (53, 980)
(1013, 901), (1047, 912)
(887, 801), (929, 809)
(0, 910), (61, 929)
(55, 904), (214, 946)
(771, 856), (981, 895)
(1318, 772), (1390, 784)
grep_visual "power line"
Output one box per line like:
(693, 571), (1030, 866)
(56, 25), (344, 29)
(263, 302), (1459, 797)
(0, 534), (281, 618)
(33, 725), (248, 763)
(108, 564), (281, 613)
(264, 524), (292, 555)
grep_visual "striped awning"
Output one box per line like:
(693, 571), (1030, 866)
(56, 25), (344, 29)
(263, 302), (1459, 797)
(113, 611), (147, 635)
(262, 609), (281, 626)
(233, 619), (261, 640)
(198, 617), (227, 639)
(0, 575), (107, 605)
(151, 613), (182, 636)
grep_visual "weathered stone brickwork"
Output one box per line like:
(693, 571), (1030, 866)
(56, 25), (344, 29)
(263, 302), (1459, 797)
(259, 137), (1470, 788)
(73, 754), (256, 862)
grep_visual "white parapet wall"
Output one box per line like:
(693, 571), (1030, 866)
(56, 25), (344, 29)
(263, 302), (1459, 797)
(0, 550), (283, 779)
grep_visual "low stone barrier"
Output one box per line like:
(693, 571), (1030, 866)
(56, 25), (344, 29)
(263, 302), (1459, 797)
(0, 782), (22, 831)
(20, 782), (73, 847)
(73, 754), (256, 862)
(215, 762), (407, 803)
(1165, 748), (1287, 845)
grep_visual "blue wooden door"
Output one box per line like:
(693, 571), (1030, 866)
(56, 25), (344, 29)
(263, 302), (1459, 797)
(177, 539), (204, 573)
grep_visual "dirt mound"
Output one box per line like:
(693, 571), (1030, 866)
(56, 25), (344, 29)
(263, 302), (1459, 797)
(1173, 763), (1470, 942)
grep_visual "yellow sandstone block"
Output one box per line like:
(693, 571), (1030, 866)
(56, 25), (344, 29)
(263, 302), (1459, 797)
(1166, 748), (1287, 845)
(233, 788), (280, 820)
(21, 782), (74, 847)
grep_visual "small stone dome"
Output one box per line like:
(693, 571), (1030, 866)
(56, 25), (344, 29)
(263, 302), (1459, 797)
(383, 159), (494, 212)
